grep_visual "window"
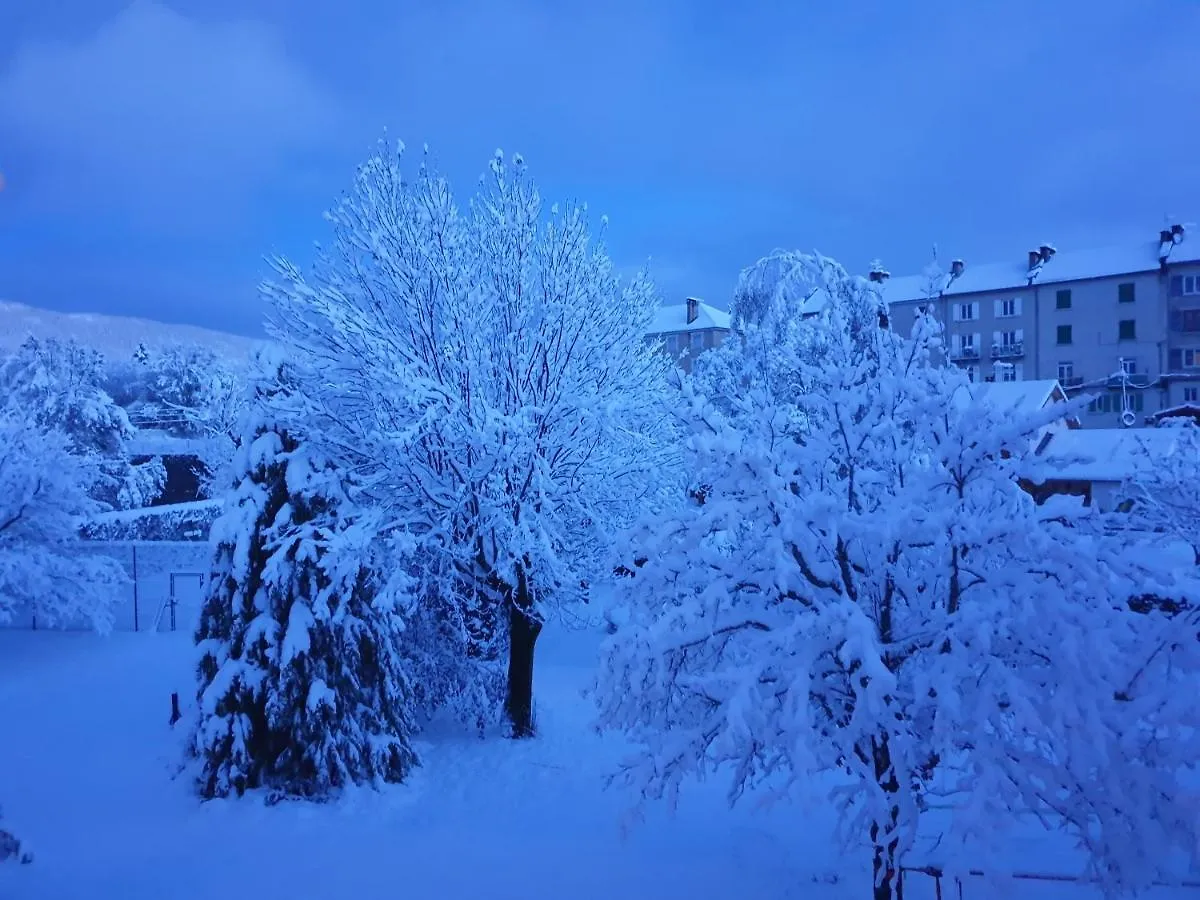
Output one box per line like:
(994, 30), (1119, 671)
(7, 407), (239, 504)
(1057, 361), (1074, 382)
(1185, 387), (1199, 403)
(954, 302), (978, 322)
(959, 333), (976, 351)
(1057, 324), (1073, 344)
(963, 364), (978, 383)
(1118, 282), (1135, 303)
(1120, 358), (1137, 375)
(1001, 330), (1020, 347)
(690, 331), (704, 353)
(1118, 319), (1136, 341)
(995, 297), (1021, 318)
(1088, 393), (1136, 414)
(1170, 274), (1200, 297)
(1056, 289), (1072, 309)
(994, 361), (1023, 382)
(1172, 349), (1200, 369)
(1170, 309), (1200, 333)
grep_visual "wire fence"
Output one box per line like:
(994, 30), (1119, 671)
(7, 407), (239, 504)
(900, 864), (1200, 899)
(3, 540), (212, 634)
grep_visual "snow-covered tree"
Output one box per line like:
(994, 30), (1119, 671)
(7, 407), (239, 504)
(0, 336), (164, 510)
(189, 352), (418, 800)
(596, 253), (1200, 899)
(0, 412), (127, 631)
(1121, 420), (1200, 567)
(263, 140), (680, 737)
(0, 808), (31, 865)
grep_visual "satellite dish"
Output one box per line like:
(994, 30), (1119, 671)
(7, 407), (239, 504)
(1121, 410), (1136, 428)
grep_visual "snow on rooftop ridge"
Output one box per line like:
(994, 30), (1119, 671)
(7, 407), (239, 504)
(0, 300), (266, 364)
(647, 299), (732, 335)
(1038, 426), (1181, 483)
(882, 231), (1200, 304)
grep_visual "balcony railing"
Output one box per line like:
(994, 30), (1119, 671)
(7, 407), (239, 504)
(991, 341), (1025, 359)
(1059, 375), (1084, 388)
(949, 346), (980, 361)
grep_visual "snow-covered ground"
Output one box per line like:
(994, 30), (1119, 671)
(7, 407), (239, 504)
(0, 625), (1192, 900)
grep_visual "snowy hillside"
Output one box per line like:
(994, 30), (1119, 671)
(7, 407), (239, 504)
(0, 301), (264, 363)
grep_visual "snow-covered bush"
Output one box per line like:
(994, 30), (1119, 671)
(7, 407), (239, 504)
(0, 336), (165, 510)
(189, 353), (417, 800)
(0, 413), (127, 631)
(263, 140), (681, 736)
(110, 342), (249, 495)
(596, 252), (1200, 899)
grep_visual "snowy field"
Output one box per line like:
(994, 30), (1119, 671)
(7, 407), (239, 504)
(0, 623), (1194, 900)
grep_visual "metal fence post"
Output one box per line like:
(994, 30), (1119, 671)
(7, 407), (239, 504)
(132, 544), (140, 632)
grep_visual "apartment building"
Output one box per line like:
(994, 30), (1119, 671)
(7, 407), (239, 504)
(880, 224), (1200, 428)
(646, 297), (731, 372)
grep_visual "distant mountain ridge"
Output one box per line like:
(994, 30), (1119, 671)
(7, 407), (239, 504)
(0, 300), (264, 363)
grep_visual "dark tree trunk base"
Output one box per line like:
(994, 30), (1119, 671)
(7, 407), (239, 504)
(505, 598), (542, 739)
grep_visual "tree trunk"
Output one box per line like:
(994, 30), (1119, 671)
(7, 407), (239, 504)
(870, 734), (904, 900)
(505, 572), (541, 738)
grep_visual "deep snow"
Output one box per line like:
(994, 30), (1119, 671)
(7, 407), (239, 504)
(0, 625), (1193, 899)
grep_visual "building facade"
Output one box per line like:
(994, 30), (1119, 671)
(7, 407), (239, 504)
(881, 225), (1200, 428)
(646, 297), (732, 372)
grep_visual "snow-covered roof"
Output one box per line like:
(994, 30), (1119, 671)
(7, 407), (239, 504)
(798, 287), (831, 317)
(647, 299), (732, 335)
(1037, 427), (1182, 483)
(953, 379), (1070, 416)
(882, 235), (1200, 304)
(973, 379), (1068, 411)
(127, 429), (210, 457)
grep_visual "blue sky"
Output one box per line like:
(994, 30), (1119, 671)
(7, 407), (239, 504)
(1, 0), (1197, 337)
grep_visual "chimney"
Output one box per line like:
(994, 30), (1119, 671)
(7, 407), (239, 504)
(1027, 250), (1042, 270)
(1039, 243), (1057, 262)
(949, 259), (965, 278)
(686, 297), (699, 324)
(1172, 223), (1186, 241)
(1161, 228), (1175, 245)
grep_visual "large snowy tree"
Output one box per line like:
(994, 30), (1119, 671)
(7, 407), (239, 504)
(595, 253), (1200, 899)
(189, 352), (418, 800)
(0, 336), (164, 510)
(263, 141), (680, 737)
(0, 412), (127, 631)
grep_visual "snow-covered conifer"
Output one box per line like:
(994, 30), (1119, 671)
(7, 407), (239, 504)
(596, 253), (1200, 899)
(263, 140), (680, 737)
(189, 351), (417, 800)
(0, 412), (127, 631)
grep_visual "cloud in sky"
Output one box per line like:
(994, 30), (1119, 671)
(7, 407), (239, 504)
(0, 0), (339, 225)
(1, 0), (1198, 335)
